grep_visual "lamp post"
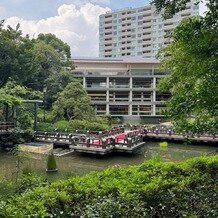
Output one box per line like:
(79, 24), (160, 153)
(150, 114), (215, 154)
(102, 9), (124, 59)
(43, 87), (47, 122)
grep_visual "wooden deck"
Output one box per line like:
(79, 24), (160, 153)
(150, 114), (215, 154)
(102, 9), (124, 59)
(144, 128), (218, 144)
(34, 126), (218, 156)
(34, 128), (145, 155)
(0, 122), (15, 135)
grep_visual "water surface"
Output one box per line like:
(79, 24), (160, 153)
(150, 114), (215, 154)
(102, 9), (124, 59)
(0, 142), (216, 180)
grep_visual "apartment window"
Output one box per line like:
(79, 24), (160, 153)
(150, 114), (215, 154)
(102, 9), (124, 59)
(137, 52), (143, 56)
(138, 33), (142, 37)
(158, 24), (163, 28)
(131, 34), (136, 38)
(131, 28), (135, 33)
(118, 19), (122, 23)
(153, 19), (156, 22)
(131, 16), (136, 21)
(138, 21), (143, 25)
(113, 14), (117, 18)
(138, 39), (143, 43)
(113, 20), (117, 24)
(113, 26), (117, 30)
(138, 15), (143, 20)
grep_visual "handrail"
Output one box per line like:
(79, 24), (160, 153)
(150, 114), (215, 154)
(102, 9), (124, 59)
(0, 122), (15, 132)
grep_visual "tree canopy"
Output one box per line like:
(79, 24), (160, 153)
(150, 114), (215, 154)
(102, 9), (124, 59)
(0, 21), (73, 90)
(151, 0), (218, 133)
(52, 80), (95, 121)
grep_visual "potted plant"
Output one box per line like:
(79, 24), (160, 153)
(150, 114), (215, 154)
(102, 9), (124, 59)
(46, 152), (58, 173)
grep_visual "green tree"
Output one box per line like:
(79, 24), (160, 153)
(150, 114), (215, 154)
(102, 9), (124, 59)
(151, 0), (218, 133)
(44, 70), (75, 108)
(24, 34), (73, 91)
(52, 80), (95, 121)
(0, 21), (36, 88)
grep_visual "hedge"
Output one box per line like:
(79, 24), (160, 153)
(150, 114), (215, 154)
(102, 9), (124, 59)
(0, 155), (217, 217)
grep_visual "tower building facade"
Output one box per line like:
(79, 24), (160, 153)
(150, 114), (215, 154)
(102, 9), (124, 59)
(99, 1), (199, 58)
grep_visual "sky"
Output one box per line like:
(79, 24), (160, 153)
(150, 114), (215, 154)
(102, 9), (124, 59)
(0, 0), (207, 57)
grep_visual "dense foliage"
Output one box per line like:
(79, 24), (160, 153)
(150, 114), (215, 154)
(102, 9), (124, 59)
(52, 80), (95, 121)
(46, 152), (57, 171)
(0, 155), (217, 217)
(0, 21), (110, 135)
(151, 0), (218, 133)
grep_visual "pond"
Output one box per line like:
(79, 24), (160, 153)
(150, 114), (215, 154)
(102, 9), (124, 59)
(0, 141), (217, 181)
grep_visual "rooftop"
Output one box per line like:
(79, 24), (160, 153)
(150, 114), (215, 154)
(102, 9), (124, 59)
(72, 57), (159, 64)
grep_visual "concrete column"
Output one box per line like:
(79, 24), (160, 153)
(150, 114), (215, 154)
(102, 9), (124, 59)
(129, 77), (132, 89)
(106, 104), (110, 114)
(129, 77), (132, 115)
(83, 76), (86, 89)
(129, 104), (132, 115)
(106, 77), (109, 89)
(152, 77), (156, 116)
(106, 77), (110, 108)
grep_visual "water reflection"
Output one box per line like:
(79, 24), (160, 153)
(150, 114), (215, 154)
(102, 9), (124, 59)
(0, 142), (216, 180)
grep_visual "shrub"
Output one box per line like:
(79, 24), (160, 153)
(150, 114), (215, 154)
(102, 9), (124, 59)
(46, 152), (57, 171)
(0, 127), (34, 148)
(0, 155), (217, 217)
(159, 141), (168, 148)
(54, 120), (70, 132)
(69, 119), (109, 132)
(37, 122), (55, 132)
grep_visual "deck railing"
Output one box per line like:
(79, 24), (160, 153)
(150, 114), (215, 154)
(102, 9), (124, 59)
(0, 122), (15, 132)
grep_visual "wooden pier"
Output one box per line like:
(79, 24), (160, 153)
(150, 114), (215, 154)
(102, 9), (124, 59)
(144, 128), (218, 144)
(34, 127), (145, 155)
(34, 125), (217, 156)
(0, 122), (15, 135)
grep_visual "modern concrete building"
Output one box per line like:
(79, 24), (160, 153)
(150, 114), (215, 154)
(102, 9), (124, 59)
(99, 1), (199, 58)
(72, 57), (170, 123)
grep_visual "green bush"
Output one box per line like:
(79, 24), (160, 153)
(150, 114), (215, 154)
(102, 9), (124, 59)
(46, 152), (57, 171)
(37, 122), (55, 132)
(0, 155), (217, 217)
(54, 120), (70, 132)
(69, 119), (109, 132)
(0, 127), (34, 148)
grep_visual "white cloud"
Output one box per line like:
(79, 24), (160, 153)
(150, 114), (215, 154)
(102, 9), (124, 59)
(4, 3), (110, 57)
(199, 0), (208, 17)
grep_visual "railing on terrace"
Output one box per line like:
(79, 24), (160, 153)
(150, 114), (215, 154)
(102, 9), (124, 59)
(0, 122), (15, 133)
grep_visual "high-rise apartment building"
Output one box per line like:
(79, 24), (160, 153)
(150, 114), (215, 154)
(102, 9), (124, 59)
(99, 1), (199, 58)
